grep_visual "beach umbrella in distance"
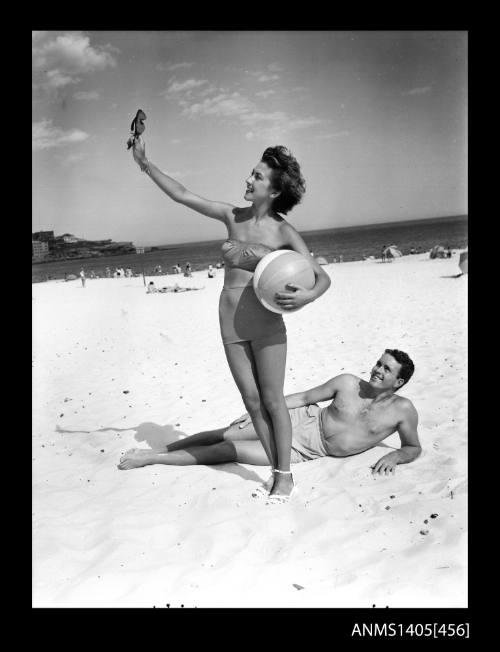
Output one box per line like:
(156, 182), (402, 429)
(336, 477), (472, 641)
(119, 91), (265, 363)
(430, 245), (446, 259)
(383, 245), (402, 258)
(459, 251), (468, 274)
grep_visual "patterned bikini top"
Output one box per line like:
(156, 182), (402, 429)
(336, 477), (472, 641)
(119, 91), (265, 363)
(221, 239), (276, 272)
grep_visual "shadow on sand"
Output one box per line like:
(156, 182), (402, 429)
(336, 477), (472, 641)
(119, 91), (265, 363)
(56, 420), (263, 483)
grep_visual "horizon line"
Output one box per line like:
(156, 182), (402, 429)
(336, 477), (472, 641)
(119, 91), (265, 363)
(33, 212), (468, 249)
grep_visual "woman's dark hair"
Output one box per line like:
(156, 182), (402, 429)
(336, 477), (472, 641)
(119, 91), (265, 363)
(261, 145), (305, 215)
(385, 349), (415, 388)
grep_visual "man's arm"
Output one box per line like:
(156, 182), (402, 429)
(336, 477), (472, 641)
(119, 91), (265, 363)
(231, 374), (351, 427)
(371, 400), (421, 475)
(284, 376), (345, 409)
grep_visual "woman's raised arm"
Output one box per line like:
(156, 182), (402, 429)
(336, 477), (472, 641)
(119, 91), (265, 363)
(132, 137), (234, 223)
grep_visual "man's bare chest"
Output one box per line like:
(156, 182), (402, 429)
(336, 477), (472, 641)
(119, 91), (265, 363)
(327, 394), (399, 436)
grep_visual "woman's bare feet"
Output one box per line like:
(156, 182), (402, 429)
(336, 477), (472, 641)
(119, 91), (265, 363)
(267, 470), (295, 502)
(251, 473), (275, 498)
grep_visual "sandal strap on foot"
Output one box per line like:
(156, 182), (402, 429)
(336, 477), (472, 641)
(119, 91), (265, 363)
(274, 469), (292, 475)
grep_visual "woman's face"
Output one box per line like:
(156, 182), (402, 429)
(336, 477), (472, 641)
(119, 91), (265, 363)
(244, 161), (278, 204)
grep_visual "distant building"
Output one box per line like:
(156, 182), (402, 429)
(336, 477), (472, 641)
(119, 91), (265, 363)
(32, 230), (54, 242)
(60, 233), (79, 243)
(32, 240), (49, 259)
(135, 246), (145, 254)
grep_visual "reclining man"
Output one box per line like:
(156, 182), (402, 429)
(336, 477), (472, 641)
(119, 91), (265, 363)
(118, 349), (421, 485)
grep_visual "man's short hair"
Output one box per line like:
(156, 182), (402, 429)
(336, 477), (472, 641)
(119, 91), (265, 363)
(385, 349), (415, 387)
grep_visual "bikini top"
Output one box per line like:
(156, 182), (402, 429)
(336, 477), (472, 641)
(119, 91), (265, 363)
(221, 238), (276, 272)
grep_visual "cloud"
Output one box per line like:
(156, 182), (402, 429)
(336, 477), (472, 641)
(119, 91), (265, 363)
(257, 74), (280, 83)
(32, 119), (89, 151)
(73, 90), (100, 101)
(403, 86), (432, 96)
(255, 89), (276, 98)
(314, 130), (350, 140)
(156, 61), (194, 72)
(61, 152), (86, 166)
(164, 75), (324, 141)
(182, 92), (254, 120)
(162, 78), (209, 98)
(32, 31), (118, 92)
(239, 110), (287, 125)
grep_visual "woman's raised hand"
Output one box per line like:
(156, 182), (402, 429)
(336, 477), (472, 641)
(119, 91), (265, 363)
(132, 136), (148, 170)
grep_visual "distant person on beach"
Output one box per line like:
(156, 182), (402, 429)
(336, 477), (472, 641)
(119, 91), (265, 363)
(131, 136), (330, 501)
(147, 281), (203, 293)
(80, 269), (86, 287)
(184, 263), (192, 277)
(381, 246), (387, 263)
(161, 283), (203, 293)
(118, 350), (420, 488)
(208, 265), (216, 278)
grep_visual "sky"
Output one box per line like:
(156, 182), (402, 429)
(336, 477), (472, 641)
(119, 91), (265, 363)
(32, 30), (467, 246)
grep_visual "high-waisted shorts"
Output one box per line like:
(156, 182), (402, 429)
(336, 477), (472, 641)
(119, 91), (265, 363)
(219, 285), (286, 345)
(289, 404), (330, 464)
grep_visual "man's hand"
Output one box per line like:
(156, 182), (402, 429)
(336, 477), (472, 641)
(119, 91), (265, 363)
(230, 413), (251, 429)
(371, 452), (399, 476)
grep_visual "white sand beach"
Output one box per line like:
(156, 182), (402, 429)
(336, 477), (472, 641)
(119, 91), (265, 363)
(32, 254), (467, 608)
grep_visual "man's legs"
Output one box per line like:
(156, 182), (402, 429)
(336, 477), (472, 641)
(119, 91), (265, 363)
(117, 438), (269, 470)
(166, 421), (260, 452)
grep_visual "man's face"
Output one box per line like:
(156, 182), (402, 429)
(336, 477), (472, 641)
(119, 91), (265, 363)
(369, 353), (404, 390)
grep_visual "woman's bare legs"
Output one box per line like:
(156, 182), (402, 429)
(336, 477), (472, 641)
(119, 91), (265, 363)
(251, 334), (293, 497)
(223, 334), (294, 497)
(223, 340), (279, 469)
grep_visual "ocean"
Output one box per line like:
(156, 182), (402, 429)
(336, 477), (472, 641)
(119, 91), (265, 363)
(32, 214), (467, 283)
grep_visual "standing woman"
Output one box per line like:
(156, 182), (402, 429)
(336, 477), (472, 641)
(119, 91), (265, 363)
(131, 138), (331, 501)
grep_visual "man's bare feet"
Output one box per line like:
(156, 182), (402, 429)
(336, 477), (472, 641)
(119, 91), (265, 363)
(118, 448), (156, 470)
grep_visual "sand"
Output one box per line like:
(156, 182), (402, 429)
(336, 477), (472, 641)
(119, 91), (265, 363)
(32, 254), (467, 607)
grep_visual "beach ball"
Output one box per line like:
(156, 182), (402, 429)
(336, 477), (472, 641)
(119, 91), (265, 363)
(253, 250), (315, 314)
